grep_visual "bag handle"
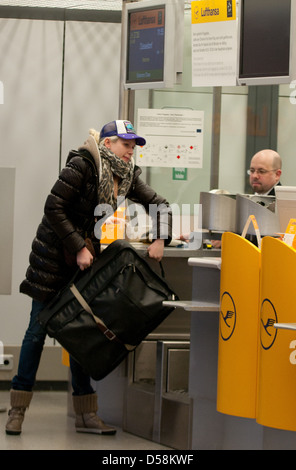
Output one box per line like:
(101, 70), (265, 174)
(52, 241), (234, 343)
(159, 260), (165, 278)
(241, 215), (262, 249)
(142, 250), (166, 278)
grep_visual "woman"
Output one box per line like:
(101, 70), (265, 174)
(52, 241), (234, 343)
(5, 120), (172, 436)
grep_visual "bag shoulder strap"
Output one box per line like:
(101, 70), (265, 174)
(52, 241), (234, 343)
(69, 283), (135, 352)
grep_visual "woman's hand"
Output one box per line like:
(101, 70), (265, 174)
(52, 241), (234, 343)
(76, 246), (93, 271)
(147, 239), (165, 262)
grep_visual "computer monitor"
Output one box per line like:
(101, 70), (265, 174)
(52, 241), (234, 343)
(237, 0), (296, 86)
(275, 186), (296, 233)
(122, 0), (184, 90)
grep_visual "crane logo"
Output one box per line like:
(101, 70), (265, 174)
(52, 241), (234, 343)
(260, 298), (278, 350)
(220, 291), (236, 341)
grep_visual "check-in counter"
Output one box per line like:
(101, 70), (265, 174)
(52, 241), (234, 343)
(200, 191), (236, 233)
(200, 191), (280, 240)
(89, 192), (282, 449)
(122, 245), (219, 450)
(70, 190), (294, 449)
(123, 338), (191, 450)
(69, 191), (293, 449)
(92, 244), (219, 449)
(173, 234), (296, 450)
(235, 194), (280, 237)
(164, 257), (225, 449)
(199, 192), (281, 251)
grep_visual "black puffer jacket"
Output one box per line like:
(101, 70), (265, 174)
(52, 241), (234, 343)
(20, 150), (172, 303)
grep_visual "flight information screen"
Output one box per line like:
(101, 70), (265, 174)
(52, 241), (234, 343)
(239, 0), (291, 78)
(126, 6), (165, 84)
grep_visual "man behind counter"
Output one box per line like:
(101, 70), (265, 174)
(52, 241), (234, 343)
(248, 149), (282, 195)
(180, 149), (282, 247)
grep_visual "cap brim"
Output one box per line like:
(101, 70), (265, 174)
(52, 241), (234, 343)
(118, 133), (146, 147)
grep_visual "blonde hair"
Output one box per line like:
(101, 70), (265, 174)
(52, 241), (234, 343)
(89, 128), (100, 144)
(89, 128), (119, 145)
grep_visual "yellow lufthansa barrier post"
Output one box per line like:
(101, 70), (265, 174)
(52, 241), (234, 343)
(256, 236), (296, 431)
(217, 228), (261, 418)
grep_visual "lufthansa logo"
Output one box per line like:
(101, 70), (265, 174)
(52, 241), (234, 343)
(260, 298), (278, 350)
(220, 291), (236, 341)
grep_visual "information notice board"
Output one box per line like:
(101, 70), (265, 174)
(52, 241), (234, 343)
(191, 0), (238, 87)
(136, 108), (204, 168)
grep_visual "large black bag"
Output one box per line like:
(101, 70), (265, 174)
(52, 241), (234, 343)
(38, 239), (178, 380)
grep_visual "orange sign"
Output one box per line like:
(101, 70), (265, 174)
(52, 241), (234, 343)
(130, 8), (165, 31)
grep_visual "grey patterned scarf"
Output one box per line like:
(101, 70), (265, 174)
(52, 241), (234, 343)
(97, 143), (134, 210)
(79, 135), (134, 210)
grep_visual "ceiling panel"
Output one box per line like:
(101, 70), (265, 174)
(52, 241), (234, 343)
(0, 0), (123, 10)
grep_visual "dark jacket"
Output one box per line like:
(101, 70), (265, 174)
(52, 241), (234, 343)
(20, 150), (172, 303)
(266, 181), (281, 196)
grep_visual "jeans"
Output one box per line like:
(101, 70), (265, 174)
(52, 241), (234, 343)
(12, 300), (94, 396)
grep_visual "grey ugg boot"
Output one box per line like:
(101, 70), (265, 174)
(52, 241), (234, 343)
(72, 393), (116, 435)
(5, 389), (33, 435)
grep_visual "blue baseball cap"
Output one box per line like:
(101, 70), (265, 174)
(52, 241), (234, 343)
(100, 120), (146, 147)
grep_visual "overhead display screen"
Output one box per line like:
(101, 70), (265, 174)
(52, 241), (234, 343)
(126, 6), (165, 84)
(239, 0), (291, 78)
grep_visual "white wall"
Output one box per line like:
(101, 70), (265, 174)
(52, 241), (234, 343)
(0, 18), (121, 347)
(0, 19), (63, 346)
(219, 88), (248, 194)
(61, 21), (122, 165)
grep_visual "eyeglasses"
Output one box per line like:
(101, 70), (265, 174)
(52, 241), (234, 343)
(247, 168), (277, 176)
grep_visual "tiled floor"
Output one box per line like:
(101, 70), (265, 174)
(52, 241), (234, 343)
(0, 390), (170, 451)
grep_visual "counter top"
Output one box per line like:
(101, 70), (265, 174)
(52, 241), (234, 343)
(188, 257), (221, 268)
(115, 242), (221, 259)
(163, 299), (220, 312)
